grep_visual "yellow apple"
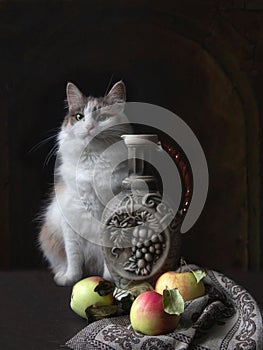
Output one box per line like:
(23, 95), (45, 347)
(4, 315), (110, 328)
(155, 271), (205, 301)
(70, 276), (114, 319)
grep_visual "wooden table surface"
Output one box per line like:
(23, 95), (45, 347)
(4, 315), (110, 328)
(0, 269), (262, 350)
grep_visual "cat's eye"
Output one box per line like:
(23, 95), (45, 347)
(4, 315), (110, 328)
(75, 113), (85, 121)
(97, 113), (110, 122)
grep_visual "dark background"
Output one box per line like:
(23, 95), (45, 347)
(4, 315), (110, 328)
(0, 0), (262, 273)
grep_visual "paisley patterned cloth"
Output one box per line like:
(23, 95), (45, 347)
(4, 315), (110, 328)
(66, 270), (263, 350)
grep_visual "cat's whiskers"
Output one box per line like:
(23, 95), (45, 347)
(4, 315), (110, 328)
(44, 142), (59, 167)
(28, 127), (61, 167)
(28, 131), (59, 154)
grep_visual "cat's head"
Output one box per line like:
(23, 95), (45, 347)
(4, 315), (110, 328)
(60, 81), (129, 147)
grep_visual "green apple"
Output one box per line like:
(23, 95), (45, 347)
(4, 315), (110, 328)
(155, 270), (205, 301)
(130, 291), (179, 336)
(70, 276), (114, 319)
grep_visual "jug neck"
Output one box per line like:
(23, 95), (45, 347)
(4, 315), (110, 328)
(121, 134), (161, 192)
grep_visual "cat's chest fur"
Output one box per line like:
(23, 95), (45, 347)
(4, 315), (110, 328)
(59, 149), (123, 213)
(61, 153), (101, 197)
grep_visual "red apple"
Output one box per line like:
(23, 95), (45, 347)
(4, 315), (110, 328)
(130, 291), (179, 335)
(155, 271), (205, 301)
(70, 276), (114, 319)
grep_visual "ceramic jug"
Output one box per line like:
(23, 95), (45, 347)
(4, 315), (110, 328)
(100, 134), (192, 289)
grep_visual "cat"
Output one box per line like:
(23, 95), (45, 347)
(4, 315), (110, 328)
(38, 81), (131, 286)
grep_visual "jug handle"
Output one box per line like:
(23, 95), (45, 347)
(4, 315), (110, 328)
(161, 141), (193, 217)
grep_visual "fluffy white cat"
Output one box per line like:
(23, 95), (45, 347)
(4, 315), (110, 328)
(38, 81), (131, 286)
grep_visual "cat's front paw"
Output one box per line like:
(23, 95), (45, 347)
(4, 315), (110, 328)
(54, 271), (81, 286)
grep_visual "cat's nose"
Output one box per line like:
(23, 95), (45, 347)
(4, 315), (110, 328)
(86, 124), (95, 134)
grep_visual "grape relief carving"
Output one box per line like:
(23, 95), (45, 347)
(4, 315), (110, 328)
(106, 192), (176, 277)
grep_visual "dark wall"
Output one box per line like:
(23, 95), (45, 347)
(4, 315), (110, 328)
(0, 1), (262, 271)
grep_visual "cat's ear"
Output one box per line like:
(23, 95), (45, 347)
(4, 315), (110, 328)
(66, 82), (84, 110)
(107, 81), (126, 103)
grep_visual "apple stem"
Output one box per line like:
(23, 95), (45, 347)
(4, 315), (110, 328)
(180, 257), (195, 275)
(180, 257), (189, 271)
(180, 257), (206, 283)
